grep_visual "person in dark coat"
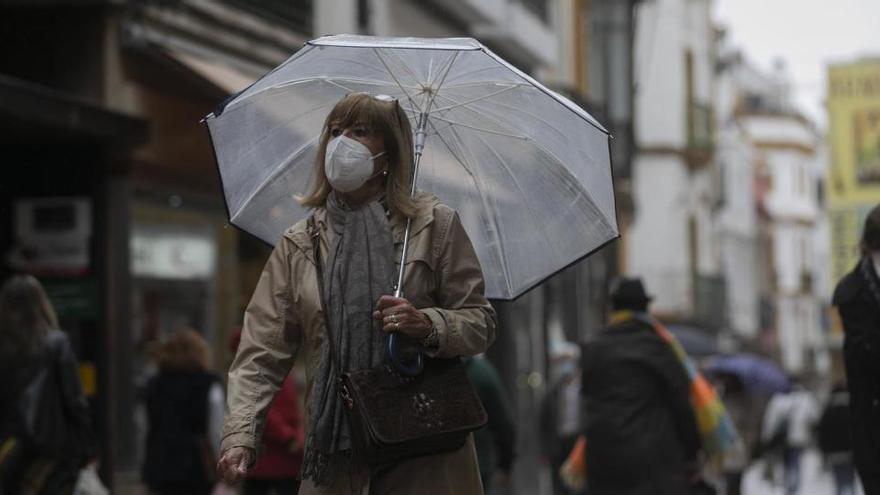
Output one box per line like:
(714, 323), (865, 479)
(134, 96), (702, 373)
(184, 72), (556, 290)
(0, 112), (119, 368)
(832, 204), (880, 495)
(581, 277), (701, 495)
(464, 354), (516, 494)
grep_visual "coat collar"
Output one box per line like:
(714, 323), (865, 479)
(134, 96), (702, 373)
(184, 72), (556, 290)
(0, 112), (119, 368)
(284, 194), (440, 261)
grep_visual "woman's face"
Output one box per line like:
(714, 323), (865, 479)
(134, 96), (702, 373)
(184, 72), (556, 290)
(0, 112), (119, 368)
(329, 120), (386, 172)
(327, 120), (388, 200)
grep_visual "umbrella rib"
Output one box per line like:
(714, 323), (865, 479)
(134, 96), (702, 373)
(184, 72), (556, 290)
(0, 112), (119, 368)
(428, 115), (527, 139)
(232, 100), (337, 166)
(432, 93), (611, 217)
(429, 51), (459, 95)
(440, 64), (549, 89)
(432, 85), (522, 113)
(470, 130), (563, 285)
(320, 77), (423, 92)
(372, 48), (423, 113)
(323, 78), (362, 94)
(231, 135), (320, 223)
(431, 92), (527, 138)
(438, 94), (615, 218)
(426, 119), (478, 182)
(444, 125), (515, 296)
(468, 97), (574, 143)
(385, 48), (429, 94)
(440, 81), (532, 90)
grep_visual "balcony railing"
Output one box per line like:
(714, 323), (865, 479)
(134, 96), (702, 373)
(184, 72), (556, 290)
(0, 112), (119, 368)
(688, 101), (713, 152)
(693, 273), (727, 329)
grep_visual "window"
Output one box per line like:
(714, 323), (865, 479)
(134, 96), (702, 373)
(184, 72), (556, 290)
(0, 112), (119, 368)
(520, 0), (549, 23)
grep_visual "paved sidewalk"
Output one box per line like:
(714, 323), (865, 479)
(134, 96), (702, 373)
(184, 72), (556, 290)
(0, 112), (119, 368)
(742, 448), (863, 495)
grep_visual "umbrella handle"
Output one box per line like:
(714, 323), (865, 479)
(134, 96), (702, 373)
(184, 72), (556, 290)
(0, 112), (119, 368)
(388, 111), (430, 378)
(386, 333), (424, 376)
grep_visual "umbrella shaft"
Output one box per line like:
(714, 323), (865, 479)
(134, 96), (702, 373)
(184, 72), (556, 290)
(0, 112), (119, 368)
(394, 112), (429, 298)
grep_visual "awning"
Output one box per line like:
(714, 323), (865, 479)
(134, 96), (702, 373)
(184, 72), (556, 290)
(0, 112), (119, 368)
(162, 48), (257, 95)
(0, 73), (147, 147)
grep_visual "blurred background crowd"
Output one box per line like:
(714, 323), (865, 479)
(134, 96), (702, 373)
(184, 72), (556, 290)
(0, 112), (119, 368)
(1, 0), (878, 494)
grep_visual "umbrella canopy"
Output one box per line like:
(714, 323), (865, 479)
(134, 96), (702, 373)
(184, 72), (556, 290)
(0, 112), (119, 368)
(705, 354), (791, 395)
(205, 35), (618, 300)
(665, 323), (718, 357)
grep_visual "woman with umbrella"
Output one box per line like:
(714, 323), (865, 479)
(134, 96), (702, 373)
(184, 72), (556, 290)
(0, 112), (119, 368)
(217, 93), (497, 494)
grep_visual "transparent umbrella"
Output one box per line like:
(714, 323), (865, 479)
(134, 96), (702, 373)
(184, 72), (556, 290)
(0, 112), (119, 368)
(205, 34), (618, 300)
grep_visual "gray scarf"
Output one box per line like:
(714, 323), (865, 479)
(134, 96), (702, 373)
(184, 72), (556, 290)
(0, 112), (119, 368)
(301, 192), (395, 486)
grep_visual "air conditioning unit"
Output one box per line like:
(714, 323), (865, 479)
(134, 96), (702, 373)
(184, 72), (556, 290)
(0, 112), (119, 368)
(8, 197), (92, 276)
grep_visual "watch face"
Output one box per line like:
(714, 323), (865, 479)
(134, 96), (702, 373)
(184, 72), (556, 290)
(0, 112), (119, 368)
(422, 329), (439, 350)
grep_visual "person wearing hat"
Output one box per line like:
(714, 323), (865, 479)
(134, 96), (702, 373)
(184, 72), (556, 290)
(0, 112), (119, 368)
(832, 204), (880, 495)
(579, 277), (701, 495)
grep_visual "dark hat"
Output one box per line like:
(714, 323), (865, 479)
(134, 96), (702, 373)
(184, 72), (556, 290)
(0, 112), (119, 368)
(610, 277), (653, 310)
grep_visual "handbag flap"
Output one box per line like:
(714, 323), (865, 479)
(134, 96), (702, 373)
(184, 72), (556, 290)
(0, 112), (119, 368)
(342, 358), (487, 445)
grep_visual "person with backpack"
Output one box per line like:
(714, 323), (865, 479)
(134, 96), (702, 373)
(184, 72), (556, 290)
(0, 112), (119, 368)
(759, 385), (819, 495)
(0, 275), (97, 495)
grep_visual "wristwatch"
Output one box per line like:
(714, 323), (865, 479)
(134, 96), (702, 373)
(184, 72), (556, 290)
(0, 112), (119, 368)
(420, 325), (440, 352)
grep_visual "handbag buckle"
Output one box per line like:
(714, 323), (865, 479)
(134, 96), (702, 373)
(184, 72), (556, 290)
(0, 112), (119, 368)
(340, 384), (354, 409)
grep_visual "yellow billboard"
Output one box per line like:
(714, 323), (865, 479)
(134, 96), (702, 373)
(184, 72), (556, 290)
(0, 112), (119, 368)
(827, 59), (880, 285)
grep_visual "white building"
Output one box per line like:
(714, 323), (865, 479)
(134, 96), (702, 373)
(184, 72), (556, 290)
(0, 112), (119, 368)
(716, 51), (827, 373)
(628, 0), (723, 324)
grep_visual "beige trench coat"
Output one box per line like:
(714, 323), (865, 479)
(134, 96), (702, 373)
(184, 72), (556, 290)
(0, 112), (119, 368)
(222, 196), (498, 494)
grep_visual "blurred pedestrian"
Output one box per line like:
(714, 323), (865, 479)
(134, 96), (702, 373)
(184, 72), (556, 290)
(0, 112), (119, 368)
(759, 384), (819, 495)
(818, 384), (856, 495)
(580, 277), (702, 495)
(833, 203), (880, 495)
(141, 329), (224, 495)
(217, 93), (496, 494)
(717, 383), (747, 495)
(0, 274), (97, 495)
(464, 354), (515, 494)
(229, 328), (305, 495)
(539, 342), (583, 494)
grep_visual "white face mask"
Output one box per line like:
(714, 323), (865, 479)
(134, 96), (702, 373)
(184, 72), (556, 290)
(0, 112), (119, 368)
(324, 135), (386, 193)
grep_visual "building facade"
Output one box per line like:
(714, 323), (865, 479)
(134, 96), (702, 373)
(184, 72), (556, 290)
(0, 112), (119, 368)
(628, 0), (723, 328)
(715, 50), (828, 373)
(0, 1), (310, 489)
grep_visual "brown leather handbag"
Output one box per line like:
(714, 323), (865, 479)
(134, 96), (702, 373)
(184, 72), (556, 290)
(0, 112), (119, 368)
(308, 217), (487, 468)
(338, 356), (487, 468)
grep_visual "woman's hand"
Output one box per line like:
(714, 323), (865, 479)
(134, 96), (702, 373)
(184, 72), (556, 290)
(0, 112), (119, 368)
(216, 446), (255, 484)
(373, 295), (432, 339)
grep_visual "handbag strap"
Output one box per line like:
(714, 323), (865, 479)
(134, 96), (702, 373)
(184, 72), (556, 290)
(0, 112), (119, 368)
(307, 215), (342, 374)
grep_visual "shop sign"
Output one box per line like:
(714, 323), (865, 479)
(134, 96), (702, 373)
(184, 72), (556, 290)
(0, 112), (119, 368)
(131, 226), (216, 280)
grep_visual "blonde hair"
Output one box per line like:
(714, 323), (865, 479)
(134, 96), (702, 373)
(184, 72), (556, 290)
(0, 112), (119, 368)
(300, 93), (421, 218)
(0, 275), (59, 357)
(156, 328), (211, 372)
